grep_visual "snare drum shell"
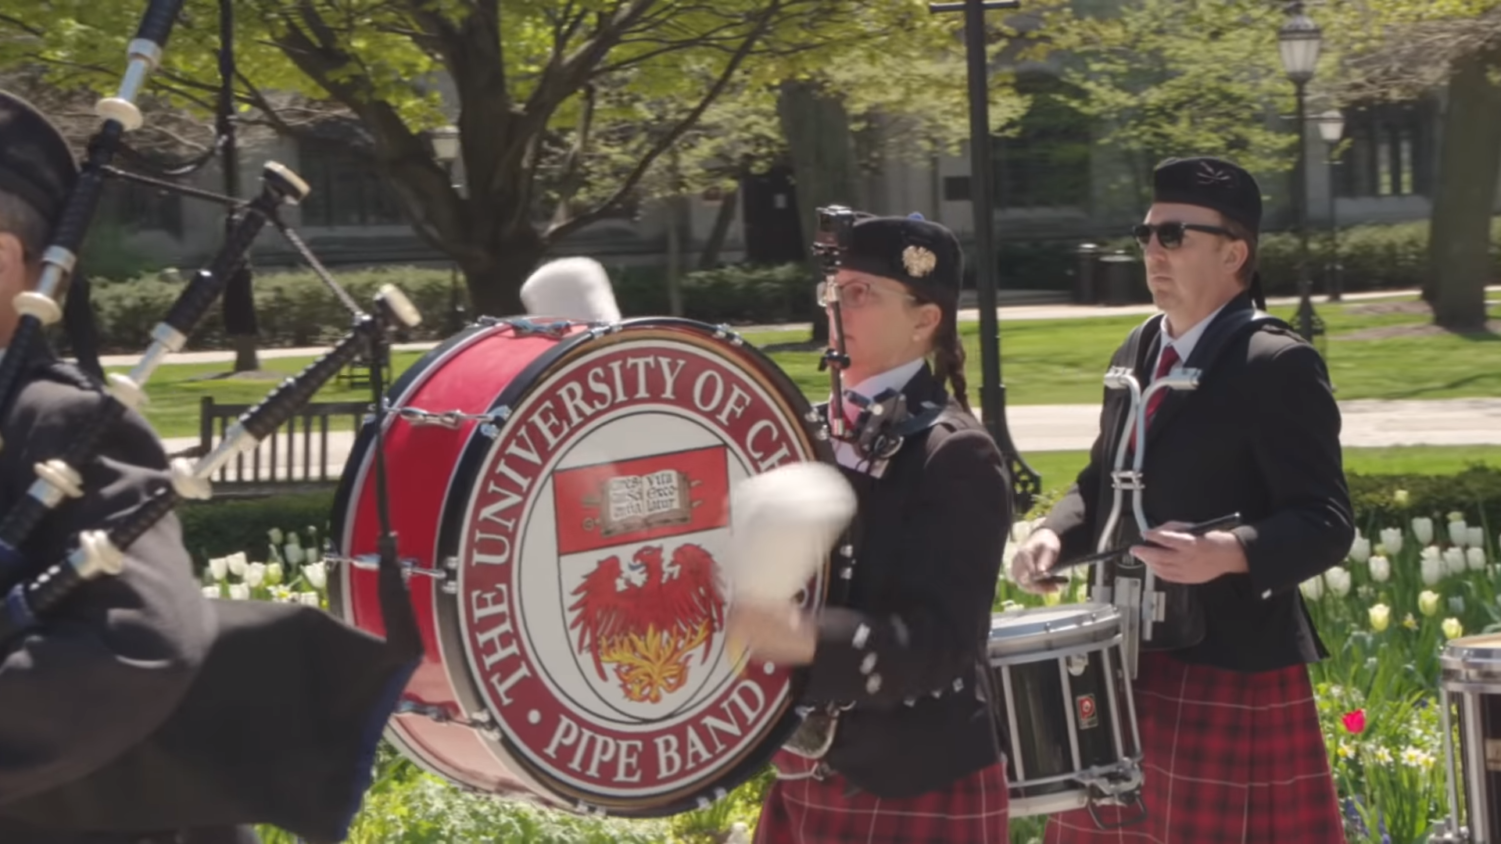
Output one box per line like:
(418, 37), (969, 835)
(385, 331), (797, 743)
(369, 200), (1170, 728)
(986, 604), (1143, 817)
(329, 318), (834, 817)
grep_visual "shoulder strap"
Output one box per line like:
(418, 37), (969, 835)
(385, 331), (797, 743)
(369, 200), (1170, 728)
(1122, 313), (1164, 375)
(1182, 307), (1291, 378)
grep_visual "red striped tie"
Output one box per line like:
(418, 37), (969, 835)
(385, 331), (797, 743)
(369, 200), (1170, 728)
(1144, 345), (1181, 429)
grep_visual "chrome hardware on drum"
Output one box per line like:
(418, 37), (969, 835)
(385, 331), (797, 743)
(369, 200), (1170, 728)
(1434, 632), (1501, 843)
(987, 603), (1146, 826)
(328, 316), (837, 818)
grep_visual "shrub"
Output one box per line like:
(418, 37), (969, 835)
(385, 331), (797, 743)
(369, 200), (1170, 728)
(178, 491), (337, 572)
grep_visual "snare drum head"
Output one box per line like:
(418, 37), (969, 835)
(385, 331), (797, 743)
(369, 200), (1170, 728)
(988, 602), (1121, 659)
(332, 317), (833, 817)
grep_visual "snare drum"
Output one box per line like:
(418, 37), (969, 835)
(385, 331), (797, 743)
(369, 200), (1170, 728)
(1436, 632), (1501, 843)
(328, 316), (835, 818)
(987, 603), (1144, 819)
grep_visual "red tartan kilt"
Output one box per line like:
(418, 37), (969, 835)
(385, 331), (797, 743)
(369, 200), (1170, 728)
(753, 751), (1010, 844)
(1044, 650), (1343, 844)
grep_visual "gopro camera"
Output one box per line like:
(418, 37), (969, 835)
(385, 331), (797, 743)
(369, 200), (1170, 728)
(813, 205), (857, 276)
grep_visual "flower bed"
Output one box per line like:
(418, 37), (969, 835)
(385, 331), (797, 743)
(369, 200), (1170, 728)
(210, 466), (1501, 842)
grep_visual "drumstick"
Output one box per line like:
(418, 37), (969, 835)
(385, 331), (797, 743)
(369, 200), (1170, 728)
(1028, 512), (1242, 585)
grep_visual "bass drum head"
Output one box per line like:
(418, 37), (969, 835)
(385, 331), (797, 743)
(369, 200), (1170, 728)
(330, 316), (835, 818)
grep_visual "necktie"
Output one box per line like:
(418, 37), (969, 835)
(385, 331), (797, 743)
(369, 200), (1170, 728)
(1143, 345), (1181, 429)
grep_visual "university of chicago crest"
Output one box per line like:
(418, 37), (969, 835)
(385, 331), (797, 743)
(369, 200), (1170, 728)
(455, 331), (822, 808)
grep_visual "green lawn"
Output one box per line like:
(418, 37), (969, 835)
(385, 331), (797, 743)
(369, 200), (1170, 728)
(1020, 445), (1501, 497)
(114, 293), (1499, 441)
(747, 294), (1501, 406)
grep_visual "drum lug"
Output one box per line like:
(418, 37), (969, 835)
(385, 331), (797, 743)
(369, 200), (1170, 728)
(506, 317), (577, 339)
(712, 324), (745, 346)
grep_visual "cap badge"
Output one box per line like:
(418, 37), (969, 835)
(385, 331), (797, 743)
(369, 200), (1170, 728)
(1195, 160), (1234, 187)
(901, 245), (937, 279)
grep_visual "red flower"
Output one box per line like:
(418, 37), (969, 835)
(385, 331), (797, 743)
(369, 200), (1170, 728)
(1342, 709), (1366, 734)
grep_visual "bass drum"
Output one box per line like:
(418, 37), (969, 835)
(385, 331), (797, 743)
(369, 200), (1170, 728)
(328, 316), (835, 818)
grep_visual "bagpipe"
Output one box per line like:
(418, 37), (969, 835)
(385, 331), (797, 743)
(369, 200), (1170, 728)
(0, 0), (421, 655)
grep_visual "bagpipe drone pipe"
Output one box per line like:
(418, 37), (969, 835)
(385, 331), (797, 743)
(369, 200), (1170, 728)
(0, 0), (423, 659)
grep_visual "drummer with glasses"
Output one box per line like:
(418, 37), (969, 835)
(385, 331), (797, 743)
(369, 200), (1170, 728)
(726, 213), (1014, 844)
(1012, 156), (1352, 843)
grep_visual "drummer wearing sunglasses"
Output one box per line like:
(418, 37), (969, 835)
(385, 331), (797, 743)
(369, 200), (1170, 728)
(1012, 156), (1352, 843)
(727, 213), (1013, 844)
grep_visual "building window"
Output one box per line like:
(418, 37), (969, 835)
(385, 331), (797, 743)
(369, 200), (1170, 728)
(297, 140), (407, 226)
(1335, 100), (1431, 199)
(991, 74), (1093, 210)
(104, 178), (183, 238)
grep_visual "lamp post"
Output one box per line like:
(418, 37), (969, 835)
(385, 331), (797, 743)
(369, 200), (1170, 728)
(927, 0), (1042, 515)
(1278, 1), (1324, 349)
(428, 125), (467, 334)
(1315, 109), (1345, 301)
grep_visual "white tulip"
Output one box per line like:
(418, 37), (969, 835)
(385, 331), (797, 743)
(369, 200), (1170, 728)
(1420, 550), (1443, 586)
(304, 561), (328, 591)
(1444, 547), (1468, 576)
(1469, 527), (1487, 549)
(283, 544), (306, 566)
(268, 528), (285, 545)
(1468, 547), (1488, 571)
(202, 585), (221, 599)
(1380, 527), (1403, 556)
(228, 583), (250, 600)
(298, 591), (322, 607)
(1369, 555), (1391, 582)
(1450, 595), (1467, 615)
(208, 556), (228, 582)
(1301, 577), (1325, 601)
(1450, 519), (1470, 547)
(244, 562), (266, 589)
(1348, 534), (1371, 564)
(1413, 517), (1434, 545)
(1324, 566), (1352, 597)
(226, 552), (248, 577)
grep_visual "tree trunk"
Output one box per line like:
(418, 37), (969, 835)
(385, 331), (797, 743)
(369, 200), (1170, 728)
(666, 193), (686, 317)
(777, 80), (862, 344)
(1428, 48), (1501, 331)
(698, 187), (739, 271)
(465, 233), (549, 318)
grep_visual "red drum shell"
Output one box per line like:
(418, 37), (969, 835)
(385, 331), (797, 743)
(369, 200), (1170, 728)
(329, 317), (833, 817)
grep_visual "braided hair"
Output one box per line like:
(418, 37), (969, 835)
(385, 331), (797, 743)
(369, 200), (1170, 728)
(913, 294), (969, 412)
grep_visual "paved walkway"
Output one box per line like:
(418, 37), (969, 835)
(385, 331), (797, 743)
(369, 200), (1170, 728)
(133, 284), (1501, 477)
(159, 396), (1501, 483)
(103, 286), (1499, 368)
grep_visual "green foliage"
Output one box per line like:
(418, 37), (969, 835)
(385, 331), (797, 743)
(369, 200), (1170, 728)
(1346, 466), (1501, 542)
(1031, 0), (1298, 189)
(177, 491), (336, 572)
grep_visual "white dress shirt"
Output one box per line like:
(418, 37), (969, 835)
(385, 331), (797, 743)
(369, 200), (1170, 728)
(829, 357), (926, 472)
(1151, 302), (1230, 378)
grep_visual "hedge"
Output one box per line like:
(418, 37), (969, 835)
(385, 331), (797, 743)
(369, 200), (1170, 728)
(180, 467), (1501, 576)
(67, 216), (1497, 354)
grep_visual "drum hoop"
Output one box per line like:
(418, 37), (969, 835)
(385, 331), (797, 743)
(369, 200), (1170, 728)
(988, 635), (1123, 667)
(429, 318), (835, 816)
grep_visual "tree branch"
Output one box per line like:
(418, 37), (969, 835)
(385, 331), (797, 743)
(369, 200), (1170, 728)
(546, 0), (783, 242)
(548, 83), (597, 227)
(0, 12), (45, 37)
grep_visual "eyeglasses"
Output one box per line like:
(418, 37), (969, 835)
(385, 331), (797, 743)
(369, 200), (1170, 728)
(815, 279), (917, 310)
(1131, 222), (1237, 249)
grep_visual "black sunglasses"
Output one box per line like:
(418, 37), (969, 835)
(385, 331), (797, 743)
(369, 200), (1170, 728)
(1131, 222), (1237, 249)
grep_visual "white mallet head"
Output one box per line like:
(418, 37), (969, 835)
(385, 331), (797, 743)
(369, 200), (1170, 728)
(519, 257), (622, 323)
(724, 462), (856, 604)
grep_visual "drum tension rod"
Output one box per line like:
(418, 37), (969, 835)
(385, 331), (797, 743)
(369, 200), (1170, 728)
(324, 552), (459, 593)
(394, 405), (511, 433)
